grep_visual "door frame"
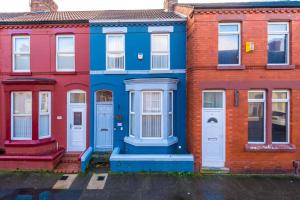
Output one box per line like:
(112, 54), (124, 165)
(67, 90), (87, 152)
(202, 90), (226, 168)
(94, 90), (114, 152)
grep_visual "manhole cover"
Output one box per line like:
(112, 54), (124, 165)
(60, 175), (69, 181)
(97, 176), (105, 181)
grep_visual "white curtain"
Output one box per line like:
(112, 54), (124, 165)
(107, 35), (125, 69)
(151, 34), (169, 69)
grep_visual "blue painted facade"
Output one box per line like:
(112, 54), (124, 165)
(89, 21), (193, 172)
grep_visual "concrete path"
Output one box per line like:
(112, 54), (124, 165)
(0, 172), (300, 200)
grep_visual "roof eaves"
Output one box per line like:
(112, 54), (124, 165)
(89, 18), (186, 24)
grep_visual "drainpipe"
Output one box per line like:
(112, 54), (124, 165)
(292, 160), (300, 174)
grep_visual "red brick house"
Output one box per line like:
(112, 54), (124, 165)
(0, 0), (97, 172)
(174, 1), (300, 173)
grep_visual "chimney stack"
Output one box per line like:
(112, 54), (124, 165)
(30, 0), (58, 12)
(164, 0), (178, 12)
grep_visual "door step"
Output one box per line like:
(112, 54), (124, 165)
(54, 153), (81, 174)
(201, 167), (230, 174)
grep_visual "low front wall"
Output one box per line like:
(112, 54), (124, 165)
(110, 148), (194, 172)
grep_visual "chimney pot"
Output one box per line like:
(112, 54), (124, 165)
(30, 0), (58, 12)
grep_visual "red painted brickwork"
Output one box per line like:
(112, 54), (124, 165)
(175, 5), (300, 173)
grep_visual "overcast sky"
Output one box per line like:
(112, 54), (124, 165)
(0, 0), (292, 12)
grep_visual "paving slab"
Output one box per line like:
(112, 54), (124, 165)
(52, 174), (77, 190)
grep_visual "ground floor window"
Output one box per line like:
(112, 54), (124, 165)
(11, 91), (52, 140)
(272, 90), (289, 143)
(247, 90), (290, 144)
(12, 92), (32, 140)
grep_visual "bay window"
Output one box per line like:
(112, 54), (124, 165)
(12, 92), (32, 140)
(106, 34), (125, 70)
(248, 91), (266, 143)
(272, 90), (289, 143)
(125, 78), (178, 146)
(151, 34), (170, 70)
(56, 35), (75, 71)
(268, 22), (289, 65)
(13, 36), (30, 72)
(39, 92), (51, 139)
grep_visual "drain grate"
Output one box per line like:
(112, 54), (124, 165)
(60, 175), (69, 181)
(97, 176), (105, 181)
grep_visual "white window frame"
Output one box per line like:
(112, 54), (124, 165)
(151, 33), (170, 70)
(68, 90), (86, 105)
(218, 23), (241, 66)
(141, 91), (163, 139)
(56, 35), (75, 72)
(272, 90), (290, 144)
(168, 91), (173, 137)
(248, 90), (266, 144)
(39, 92), (51, 139)
(129, 91), (135, 137)
(11, 91), (32, 140)
(268, 22), (289, 65)
(106, 34), (125, 71)
(12, 36), (30, 72)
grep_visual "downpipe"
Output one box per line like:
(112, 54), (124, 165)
(292, 160), (300, 174)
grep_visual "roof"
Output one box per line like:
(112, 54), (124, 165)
(0, 9), (185, 25)
(179, 1), (300, 9)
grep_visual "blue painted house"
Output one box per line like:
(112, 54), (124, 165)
(89, 9), (193, 172)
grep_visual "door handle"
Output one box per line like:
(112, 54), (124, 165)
(70, 124), (73, 129)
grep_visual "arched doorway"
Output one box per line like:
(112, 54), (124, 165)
(95, 90), (113, 151)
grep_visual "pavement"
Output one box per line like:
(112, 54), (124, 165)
(0, 172), (300, 200)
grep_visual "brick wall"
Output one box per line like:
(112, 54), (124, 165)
(175, 5), (300, 173)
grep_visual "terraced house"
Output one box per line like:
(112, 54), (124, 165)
(175, 1), (300, 173)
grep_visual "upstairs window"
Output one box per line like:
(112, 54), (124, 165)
(151, 34), (170, 70)
(248, 91), (266, 143)
(218, 23), (241, 65)
(106, 34), (125, 70)
(13, 36), (30, 72)
(56, 35), (75, 71)
(268, 22), (289, 65)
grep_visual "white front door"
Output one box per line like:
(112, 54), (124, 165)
(67, 91), (86, 152)
(94, 90), (113, 152)
(202, 91), (225, 168)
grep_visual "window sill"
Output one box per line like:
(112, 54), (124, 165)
(9, 72), (32, 76)
(4, 138), (54, 147)
(124, 136), (178, 147)
(245, 143), (296, 152)
(53, 71), (77, 75)
(103, 70), (126, 74)
(217, 65), (245, 70)
(266, 64), (295, 70)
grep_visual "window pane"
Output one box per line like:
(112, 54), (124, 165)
(130, 92), (135, 112)
(73, 112), (82, 126)
(57, 54), (75, 70)
(107, 35), (124, 52)
(143, 92), (161, 113)
(268, 24), (288, 32)
(107, 54), (124, 69)
(70, 93), (85, 104)
(268, 34), (288, 64)
(13, 116), (32, 139)
(96, 91), (112, 103)
(248, 102), (264, 142)
(15, 54), (30, 70)
(15, 38), (30, 53)
(129, 114), (135, 136)
(13, 92), (32, 114)
(272, 92), (288, 100)
(152, 35), (169, 52)
(39, 115), (49, 138)
(58, 37), (74, 53)
(219, 24), (239, 33)
(218, 35), (239, 64)
(152, 54), (169, 69)
(272, 102), (288, 143)
(203, 92), (223, 108)
(142, 115), (161, 138)
(40, 93), (49, 113)
(249, 92), (264, 100)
